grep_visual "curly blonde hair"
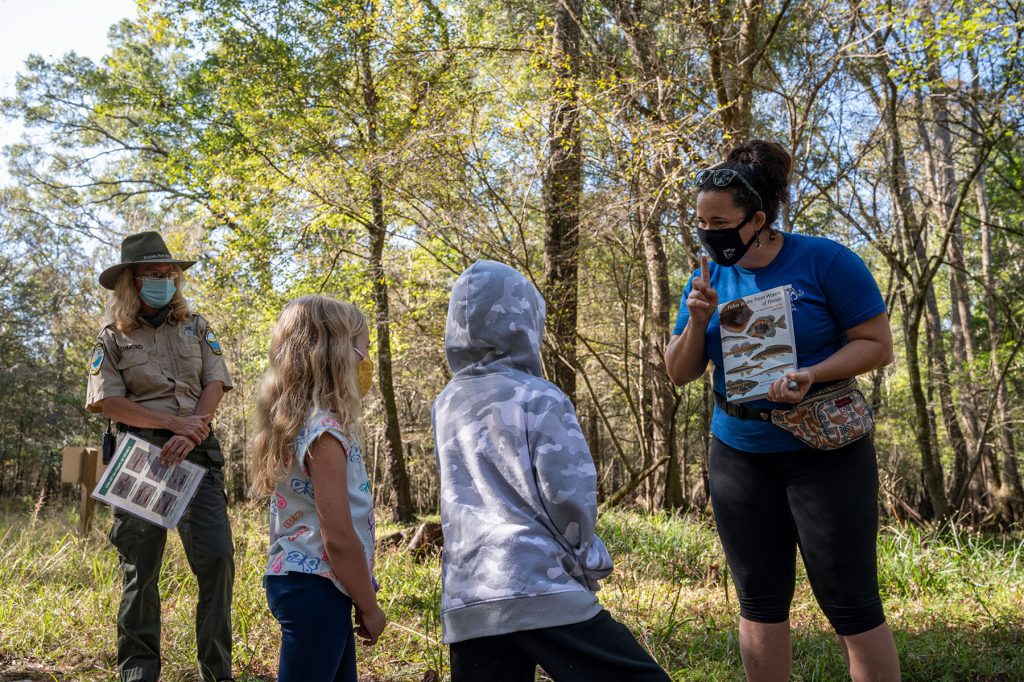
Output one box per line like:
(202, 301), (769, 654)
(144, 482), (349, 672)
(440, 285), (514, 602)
(250, 295), (367, 498)
(105, 266), (191, 332)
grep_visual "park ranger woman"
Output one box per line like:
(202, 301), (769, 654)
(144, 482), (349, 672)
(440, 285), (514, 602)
(86, 231), (235, 682)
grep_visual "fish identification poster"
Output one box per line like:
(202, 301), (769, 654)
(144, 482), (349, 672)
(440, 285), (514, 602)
(91, 434), (206, 529)
(718, 285), (797, 403)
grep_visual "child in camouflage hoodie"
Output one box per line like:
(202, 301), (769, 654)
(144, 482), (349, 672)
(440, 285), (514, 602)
(433, 260), (669, 682)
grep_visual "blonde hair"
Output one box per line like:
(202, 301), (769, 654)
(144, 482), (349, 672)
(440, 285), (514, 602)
(250, 295), (368, 497)
(105, 266), (191, 332)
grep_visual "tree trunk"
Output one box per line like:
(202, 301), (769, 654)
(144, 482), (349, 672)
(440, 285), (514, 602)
(915, 79), (995, 517)
(978, 160), (1024, 521)
(694, 0), (784, 142)
(597, 0), (682, 508)
(699, 375), (712, 508)
(972, 46), (1024, 522)
(902, 292), (948, 519)
(641, 215), (682, 509)
(925, 288), (971, 506)
(542, 0), (583, 402)
(360, 36), (414, 522)
(880, 63), (948, 519)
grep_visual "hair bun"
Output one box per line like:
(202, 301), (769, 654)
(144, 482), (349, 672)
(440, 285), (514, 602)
(718, 139), (792, 227)
(727, 140), (792, 187)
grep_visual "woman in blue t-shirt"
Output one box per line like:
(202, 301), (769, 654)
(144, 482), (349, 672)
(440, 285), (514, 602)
(665, 140), (900, 681)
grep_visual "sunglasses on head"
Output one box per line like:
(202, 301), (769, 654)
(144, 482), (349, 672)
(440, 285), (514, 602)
(694, 168), (763, 210)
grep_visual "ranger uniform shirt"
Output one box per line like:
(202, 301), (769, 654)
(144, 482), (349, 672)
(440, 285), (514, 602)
(86, 313), (233, 416)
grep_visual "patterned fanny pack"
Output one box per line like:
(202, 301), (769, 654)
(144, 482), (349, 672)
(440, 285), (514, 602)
(769, 379), (874, 450)
(715, 379), (874, 450)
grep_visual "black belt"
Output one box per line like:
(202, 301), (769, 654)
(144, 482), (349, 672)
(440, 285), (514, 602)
(713, 392), (773, 421)
(117, 424), (176, 440)
(714, 382), (844, 421)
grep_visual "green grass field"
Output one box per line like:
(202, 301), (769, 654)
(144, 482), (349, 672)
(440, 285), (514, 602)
(1, 504), (1022, 681)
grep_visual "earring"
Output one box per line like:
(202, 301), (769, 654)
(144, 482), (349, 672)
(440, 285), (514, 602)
(756, 234), (762, 248)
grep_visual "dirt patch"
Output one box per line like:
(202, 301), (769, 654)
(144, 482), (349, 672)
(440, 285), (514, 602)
(0, 659), (62, 681)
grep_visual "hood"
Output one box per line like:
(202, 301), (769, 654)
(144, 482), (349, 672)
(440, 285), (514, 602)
(444, 260), (546, 376)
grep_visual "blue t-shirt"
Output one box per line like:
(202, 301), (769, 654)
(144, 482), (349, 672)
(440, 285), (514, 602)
(673, 232), (886, 452)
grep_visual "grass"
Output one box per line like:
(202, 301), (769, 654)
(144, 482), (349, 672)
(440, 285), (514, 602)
(0, 504), (1022, 681)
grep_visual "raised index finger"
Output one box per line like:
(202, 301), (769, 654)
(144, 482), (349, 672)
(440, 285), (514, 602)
(701, 254), (709, 284)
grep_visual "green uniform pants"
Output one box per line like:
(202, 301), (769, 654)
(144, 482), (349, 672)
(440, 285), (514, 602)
(108, 429), (235, 682)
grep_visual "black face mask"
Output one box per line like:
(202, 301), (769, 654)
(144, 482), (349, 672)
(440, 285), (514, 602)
(697, 213), (763, 267)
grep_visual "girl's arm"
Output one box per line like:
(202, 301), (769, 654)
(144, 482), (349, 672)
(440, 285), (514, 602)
(307, 434), (386, 645)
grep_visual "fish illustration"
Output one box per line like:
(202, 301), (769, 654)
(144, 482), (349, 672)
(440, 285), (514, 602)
(726, 379), (759, 395)
(724, 341), (761, 357)
(727, 362), (764, 375)
(751, 344), (791, 361)
(746, 314), (787, 339)
(751, 362), (794, 377)
(722, 334), (748, 343)
(719, 299), (754, 333)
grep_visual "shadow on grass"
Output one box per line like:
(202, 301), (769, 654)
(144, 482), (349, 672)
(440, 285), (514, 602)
(890, 619), (1024, 682)
(644, 618), (1024, 681)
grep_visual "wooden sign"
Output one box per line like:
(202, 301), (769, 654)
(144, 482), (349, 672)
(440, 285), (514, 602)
(61, 447), (105, 533)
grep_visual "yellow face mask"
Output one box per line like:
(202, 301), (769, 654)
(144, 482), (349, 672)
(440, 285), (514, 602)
(355, 349), (374, 397)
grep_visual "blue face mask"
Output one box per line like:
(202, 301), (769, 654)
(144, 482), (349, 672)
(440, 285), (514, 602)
(139, 278), (176, 308)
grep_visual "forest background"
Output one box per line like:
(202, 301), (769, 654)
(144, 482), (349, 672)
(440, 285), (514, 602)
(1, 0), (1023, 529)
(2, 1), (1024, 679)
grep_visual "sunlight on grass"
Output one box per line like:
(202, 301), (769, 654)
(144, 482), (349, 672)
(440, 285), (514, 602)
(0, 504), (1021, 681)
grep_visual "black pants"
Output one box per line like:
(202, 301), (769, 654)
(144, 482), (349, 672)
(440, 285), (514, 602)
(709, 436), (885, 636)
(450, 610), (669, 682)
(109, 429), (235, 682)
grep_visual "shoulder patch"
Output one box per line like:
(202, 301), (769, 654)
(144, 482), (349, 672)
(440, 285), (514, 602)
(90, 344), (105, 375)
(205, 329), (222, 355)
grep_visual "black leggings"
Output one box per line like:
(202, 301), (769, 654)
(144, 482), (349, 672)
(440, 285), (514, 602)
(709, 436), (886, 636)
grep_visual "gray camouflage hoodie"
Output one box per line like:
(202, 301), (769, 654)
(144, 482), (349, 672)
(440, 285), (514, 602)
(433, 260), (614, 644)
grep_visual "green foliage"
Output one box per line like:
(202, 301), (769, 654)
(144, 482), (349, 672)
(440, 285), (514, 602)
(1, 3), (1023, 680)
(1, 0), (1023, 519)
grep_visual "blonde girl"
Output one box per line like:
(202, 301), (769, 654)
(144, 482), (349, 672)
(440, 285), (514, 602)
(252, 295), (385, 682)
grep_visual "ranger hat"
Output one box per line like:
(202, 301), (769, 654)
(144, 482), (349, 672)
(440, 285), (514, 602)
(99, 231), (196, 290)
